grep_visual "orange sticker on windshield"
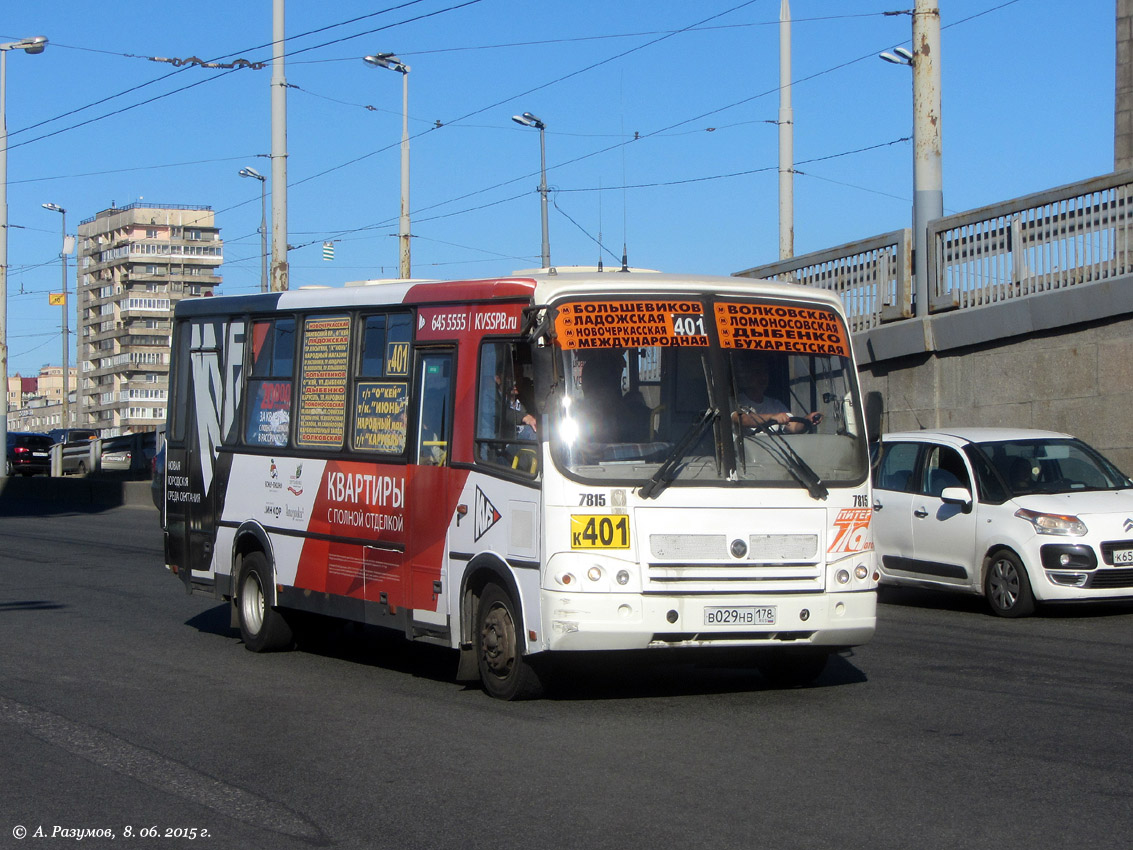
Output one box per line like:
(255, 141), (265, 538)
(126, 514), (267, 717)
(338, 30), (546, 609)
(714, 302), (849, 356)
(554, 300), (709, 349)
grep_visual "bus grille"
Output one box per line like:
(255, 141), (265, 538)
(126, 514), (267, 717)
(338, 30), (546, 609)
(650, 533), (818, 560)
(646, 533), (823, 593)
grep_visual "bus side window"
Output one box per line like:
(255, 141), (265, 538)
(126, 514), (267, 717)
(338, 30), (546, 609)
(244, 318), (295, 447)
(475, 341), (537, 474)
(169, 323), (191, 443)
(417, 353), (453, 466)
(353, 313), (409, 455)
(359, 315), (387, 377)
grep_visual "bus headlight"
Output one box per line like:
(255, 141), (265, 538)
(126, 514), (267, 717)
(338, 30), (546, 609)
(836, 569), (851, 585)
(854, 564), (869, 580)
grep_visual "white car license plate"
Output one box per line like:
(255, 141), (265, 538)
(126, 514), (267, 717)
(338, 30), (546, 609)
(704, 606), (776, 626)
(32, 452), (48, 458)
(1113, 548), (1133, 565)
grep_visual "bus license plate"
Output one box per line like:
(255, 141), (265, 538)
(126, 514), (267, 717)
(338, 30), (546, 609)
(1113, 548), (1133, 565)
(704, 606), (776, 626)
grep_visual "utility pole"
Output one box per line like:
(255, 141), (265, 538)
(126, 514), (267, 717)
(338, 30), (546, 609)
(270, 0), (289, 291)
(912, 0), (942, 318)
(779, 0), (794, 262)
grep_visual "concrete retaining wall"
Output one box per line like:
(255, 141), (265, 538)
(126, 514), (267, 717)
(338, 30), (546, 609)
(860, 312), (1133, 472)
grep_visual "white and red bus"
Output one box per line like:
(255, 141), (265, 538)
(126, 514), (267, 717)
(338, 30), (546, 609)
(160, 271), (877, 698)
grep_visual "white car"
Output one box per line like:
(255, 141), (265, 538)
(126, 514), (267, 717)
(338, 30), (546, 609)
(871, 428), (1133, 616)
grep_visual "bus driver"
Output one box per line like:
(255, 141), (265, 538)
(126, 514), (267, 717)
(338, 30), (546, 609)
(732, 351), (822, 435)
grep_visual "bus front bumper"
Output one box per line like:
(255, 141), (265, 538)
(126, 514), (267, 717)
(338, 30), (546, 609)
(539, 590), (876, 652)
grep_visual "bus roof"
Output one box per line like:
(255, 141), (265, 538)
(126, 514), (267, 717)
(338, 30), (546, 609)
(173, 271), (846, 318)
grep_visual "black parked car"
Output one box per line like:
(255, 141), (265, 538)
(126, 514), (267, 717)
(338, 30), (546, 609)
(48, 428), (98, 445)
(6, 432), (54, 476)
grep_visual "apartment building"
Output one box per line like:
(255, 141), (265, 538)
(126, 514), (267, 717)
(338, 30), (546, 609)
(76, 203), (222, 434)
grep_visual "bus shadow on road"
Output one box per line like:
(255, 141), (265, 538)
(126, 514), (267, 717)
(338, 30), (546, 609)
(185, 605), (462, 684)
(541, 649), (867, 701)
(186, 602), (869, 699)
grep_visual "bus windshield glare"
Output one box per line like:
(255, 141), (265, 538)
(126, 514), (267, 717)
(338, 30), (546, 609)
(548, 296), (868, 490)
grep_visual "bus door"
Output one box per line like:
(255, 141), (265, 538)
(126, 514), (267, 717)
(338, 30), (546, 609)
(166, 319), (230, 592)
(403, 350), (455, 633)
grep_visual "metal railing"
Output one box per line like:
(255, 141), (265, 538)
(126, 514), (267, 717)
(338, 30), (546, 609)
(734, 170), (1133, 335)
(734, 229), (913, 333)
(930, 171), (1133, 311)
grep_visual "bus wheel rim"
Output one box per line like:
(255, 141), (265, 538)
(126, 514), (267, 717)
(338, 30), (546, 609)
(242, 573), (265, 635)
(480, 602), (516, 679)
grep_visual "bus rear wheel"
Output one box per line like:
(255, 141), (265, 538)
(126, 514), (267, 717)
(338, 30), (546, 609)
(237, 552), (293, 652)
(476, 583), (544, 700)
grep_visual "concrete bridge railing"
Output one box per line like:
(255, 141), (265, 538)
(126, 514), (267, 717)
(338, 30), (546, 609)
(734, 169), (1133, 470)
(736, 169), (1133, 346)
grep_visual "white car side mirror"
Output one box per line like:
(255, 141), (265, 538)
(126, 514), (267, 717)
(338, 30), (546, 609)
(940, 486), (973, 510)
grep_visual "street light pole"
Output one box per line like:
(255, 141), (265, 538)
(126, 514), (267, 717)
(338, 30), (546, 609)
(511, 112), (550, 269)
(0, 35), (48, 478)
(779, 0), (794, 263)
(881, 0), (942, 321)
(239, 167), (268, 293)
(364, 53), (411, 279)
(270, 0), (289, 292)
(42, 203), (68, 428)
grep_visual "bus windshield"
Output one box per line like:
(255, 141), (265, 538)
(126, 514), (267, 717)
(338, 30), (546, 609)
(548, 296), (868, 491)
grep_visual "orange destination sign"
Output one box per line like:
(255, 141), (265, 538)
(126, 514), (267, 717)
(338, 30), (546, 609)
(714, 301), (850, 356)
(554, 300), (710, 349)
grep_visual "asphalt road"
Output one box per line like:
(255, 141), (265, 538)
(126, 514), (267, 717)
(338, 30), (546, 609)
(1, 506), (1130, 850)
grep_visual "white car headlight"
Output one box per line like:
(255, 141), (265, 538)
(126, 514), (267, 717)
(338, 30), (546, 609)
(1015, 508), (1087, 536)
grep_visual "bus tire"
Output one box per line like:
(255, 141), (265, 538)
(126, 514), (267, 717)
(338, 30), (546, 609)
(476, 583), (544, 700)
(237, 552), (293, 652)
(756, 648), (830, 688)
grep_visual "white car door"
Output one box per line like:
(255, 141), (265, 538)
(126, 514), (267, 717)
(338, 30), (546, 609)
(906, 444), (980, 590)
(872, 441), (921, 578)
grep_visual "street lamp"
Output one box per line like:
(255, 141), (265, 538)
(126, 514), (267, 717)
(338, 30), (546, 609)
(512, 112), (550, 269)
(1, 34), (48, 478)
(879, 0), (941, 321)
(879, 46), (914, 66)
(42, 202), (69, 428)
(364, 53), (411, 279)
(239, 167), (269, 293)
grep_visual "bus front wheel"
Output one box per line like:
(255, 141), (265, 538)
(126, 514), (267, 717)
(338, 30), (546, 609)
(476, 583), (544, 700)
(237, 552), (293, 652)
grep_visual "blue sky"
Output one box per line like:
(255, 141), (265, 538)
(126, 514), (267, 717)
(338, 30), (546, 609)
(0, 0), (1116, 377)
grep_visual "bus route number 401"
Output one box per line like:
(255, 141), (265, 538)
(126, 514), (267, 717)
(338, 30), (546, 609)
(570, 514), (630, 549)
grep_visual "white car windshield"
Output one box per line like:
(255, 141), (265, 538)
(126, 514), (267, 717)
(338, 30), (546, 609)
(973, 438), (1132, 495)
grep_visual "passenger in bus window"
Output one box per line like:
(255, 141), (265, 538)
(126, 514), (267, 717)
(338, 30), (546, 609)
(731, 352), (822, 434)
(577, 349), (651, 443)
(478, 351), (536, 465)
(513, 376), (537, 440)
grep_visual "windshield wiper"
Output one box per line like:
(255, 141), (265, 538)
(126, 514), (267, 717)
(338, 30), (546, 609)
(639, 407), (718, 500)
(742, 420), (829, 500)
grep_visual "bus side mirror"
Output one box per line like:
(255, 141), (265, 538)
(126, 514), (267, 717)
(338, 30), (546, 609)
(865, 391), (884, 444)
(531, 344), (554, 412)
